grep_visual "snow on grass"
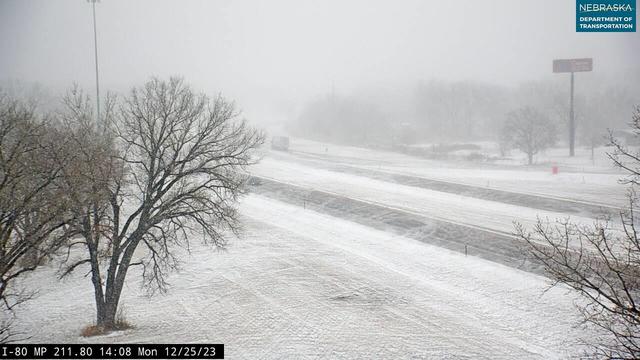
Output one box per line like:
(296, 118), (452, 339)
(15, 195), (592, 359)
(252, 157), (621, 238)
(285, 137), (627, 206)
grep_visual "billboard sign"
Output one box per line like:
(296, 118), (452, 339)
(553, 58), (593, 73)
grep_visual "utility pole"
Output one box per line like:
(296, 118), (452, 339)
(89, 0), (100, 121)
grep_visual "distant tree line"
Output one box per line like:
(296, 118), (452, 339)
(290, 78), (639, 155)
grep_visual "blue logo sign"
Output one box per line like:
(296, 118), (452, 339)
(576, 0), (636, 31)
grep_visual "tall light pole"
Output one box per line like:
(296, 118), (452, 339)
(89, 0), (100, 121)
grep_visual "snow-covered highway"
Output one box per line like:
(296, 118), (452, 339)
(16, 195), (592, 359)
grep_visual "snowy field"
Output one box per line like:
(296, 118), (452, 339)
(251, 138), (626, 245)
(17, 195), (592, 359)
(283, 138), (627, 206)
(13, 138), (622, 359)
(251, 157), (619, 236)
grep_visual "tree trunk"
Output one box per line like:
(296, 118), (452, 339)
(98, 297), (119, 329)
(95, 233), (140, 330)
(96, 259), (125, 329)
(95, 276), (123, 329)
(91, 264), (107, 327)
(85, 215), (111, 328)
(528, 152), (533, 165)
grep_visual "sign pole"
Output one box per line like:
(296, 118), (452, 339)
(552, 58), (592, 157)
(570, 71), (575, 156)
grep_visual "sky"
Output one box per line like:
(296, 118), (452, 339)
(0, 0), (638, 122)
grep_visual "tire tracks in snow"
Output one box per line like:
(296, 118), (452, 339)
(271, 150), (621, 218)
(248, 176), (546, 275)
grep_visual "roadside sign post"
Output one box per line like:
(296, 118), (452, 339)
(570, 71), (574, 156)
(553, 58), (593, 157)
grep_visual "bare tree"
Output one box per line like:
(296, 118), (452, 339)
(501, 106), (557, 165)
(60, 78), (264, 332)
(608, 106), (640, 187)
(516, 106), (640, 359)
(0, 94), (72, 343)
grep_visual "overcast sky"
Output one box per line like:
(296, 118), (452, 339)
(1, 0), (638, 122)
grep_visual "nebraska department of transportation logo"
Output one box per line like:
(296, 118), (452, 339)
(576, 0), (636, 31)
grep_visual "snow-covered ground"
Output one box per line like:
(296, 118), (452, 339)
(14, 138), (622, 359)
(251, 157), (622, 237)
(408, 140), (621, 169)
(286, 138), (627, 206)
(16, 195), (592, 359)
